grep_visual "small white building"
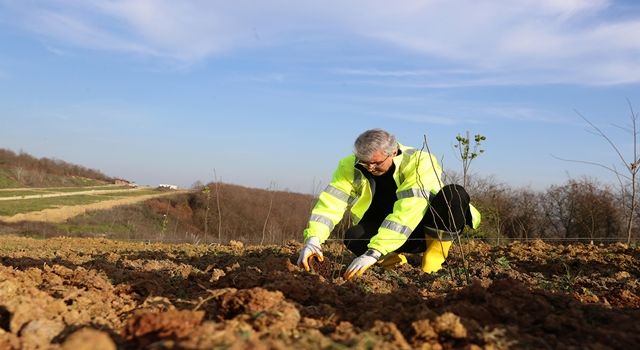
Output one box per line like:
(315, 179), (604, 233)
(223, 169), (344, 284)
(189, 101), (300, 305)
(158, 184), (178, 190)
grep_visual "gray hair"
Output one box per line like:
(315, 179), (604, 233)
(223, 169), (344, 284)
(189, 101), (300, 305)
(354, 129), (398, 160)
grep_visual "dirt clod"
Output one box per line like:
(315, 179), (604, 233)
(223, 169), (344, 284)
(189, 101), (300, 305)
(122, 310), (205, 346)
(434, 312), (467, 339)
(62, 328), (116, 350)
(19, 319), (65, 348)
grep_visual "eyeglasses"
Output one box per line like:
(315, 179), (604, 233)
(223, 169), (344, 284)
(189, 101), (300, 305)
(357, 154), (390, 168)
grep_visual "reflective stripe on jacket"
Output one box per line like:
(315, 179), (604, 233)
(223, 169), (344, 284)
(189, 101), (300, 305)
(304, 143), (481, 255)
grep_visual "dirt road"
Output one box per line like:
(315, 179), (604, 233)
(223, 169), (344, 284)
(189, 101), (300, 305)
(0, 187), (149, 201)
(0, 190), (190, 223)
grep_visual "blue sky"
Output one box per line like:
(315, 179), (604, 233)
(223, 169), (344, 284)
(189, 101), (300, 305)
(1, 0), (639, 193)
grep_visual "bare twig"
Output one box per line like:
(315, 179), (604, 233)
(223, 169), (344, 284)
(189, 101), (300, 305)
(575, 109), (630, 171)
(557, 101), (639, 244)
(550, 155), (631, 181)
(213, 169), (222, 244)
(419, 135), (470, 285)
(202, 185), (211, 243)
(261, 181), (276, 245)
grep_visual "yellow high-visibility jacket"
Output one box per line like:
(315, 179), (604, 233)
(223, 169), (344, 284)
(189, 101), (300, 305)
(303, 143), (481, 255)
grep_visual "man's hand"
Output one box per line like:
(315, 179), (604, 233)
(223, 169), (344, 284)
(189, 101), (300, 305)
(297, 236), (323, 271)
(343, 249), (382, 280)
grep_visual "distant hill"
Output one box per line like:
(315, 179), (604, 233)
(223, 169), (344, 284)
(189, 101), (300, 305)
(0, 148), (324, 245)
(0, 148), (114, 188)
(0, 181), (319, 245)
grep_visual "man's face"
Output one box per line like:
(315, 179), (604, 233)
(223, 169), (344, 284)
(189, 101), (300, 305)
(358, 149), (395, 176)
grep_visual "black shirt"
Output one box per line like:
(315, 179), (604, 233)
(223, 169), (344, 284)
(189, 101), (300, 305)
(359, 163), (398, 226)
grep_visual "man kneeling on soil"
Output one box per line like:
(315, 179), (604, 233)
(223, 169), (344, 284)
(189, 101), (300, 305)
(297, 129), (481, 280)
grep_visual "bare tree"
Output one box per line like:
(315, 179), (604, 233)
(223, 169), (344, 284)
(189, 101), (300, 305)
(213, 169), (223, 243)
(261, 181), (276, 245)
(12, 166), (25, 182)
(554, 100), (639, 244)
(202, 184), (211, 243)
(541, 178), (622, 241)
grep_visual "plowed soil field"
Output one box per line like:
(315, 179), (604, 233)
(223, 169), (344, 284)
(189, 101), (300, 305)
(0, 236), (638, 349)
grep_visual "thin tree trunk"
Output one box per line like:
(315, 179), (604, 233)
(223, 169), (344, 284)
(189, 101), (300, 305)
(214, 170), (222, 244)
(261, 182), (275, 245)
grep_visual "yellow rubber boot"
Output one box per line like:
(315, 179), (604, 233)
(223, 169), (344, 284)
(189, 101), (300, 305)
(378, 252), (408, 270)
(422, 239), (452, 273)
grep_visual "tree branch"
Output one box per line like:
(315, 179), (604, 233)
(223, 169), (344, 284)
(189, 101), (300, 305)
(551, 154), (631, 181)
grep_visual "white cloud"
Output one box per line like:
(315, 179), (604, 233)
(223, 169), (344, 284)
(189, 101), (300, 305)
(377, 103), (572, 126)
(2, 0), (639, 84)
(372, 111), (466, 125)
(334, 69), (572, 88)
(27, 8), (153, 55)
(352, 1), (640, 85)
(482, 106), (570, 124)
(43, 45), (73, 57)
(333, 68), (481, 78)
(91, 1), (249, 61)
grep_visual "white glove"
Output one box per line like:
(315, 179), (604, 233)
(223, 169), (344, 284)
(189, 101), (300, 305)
(343, 249), (381, 280)
(297, 236), (324, 271)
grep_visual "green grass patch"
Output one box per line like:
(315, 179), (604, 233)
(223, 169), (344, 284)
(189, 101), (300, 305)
(102, 189), (160, 197)
(46, 175), (109, 187)
(70, 177), (107, 187)
(44, 185), (131, 192)
(0, 169), (19, 188)
(0, 189), (162, 216)
(0, 189), (51, 198)
(0, 195), (112, 216)
(0, 185), (134, 198)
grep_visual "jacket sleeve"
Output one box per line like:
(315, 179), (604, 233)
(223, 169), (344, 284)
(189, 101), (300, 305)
(368, 150), (443, 255)
(303, 157), (355, 244)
